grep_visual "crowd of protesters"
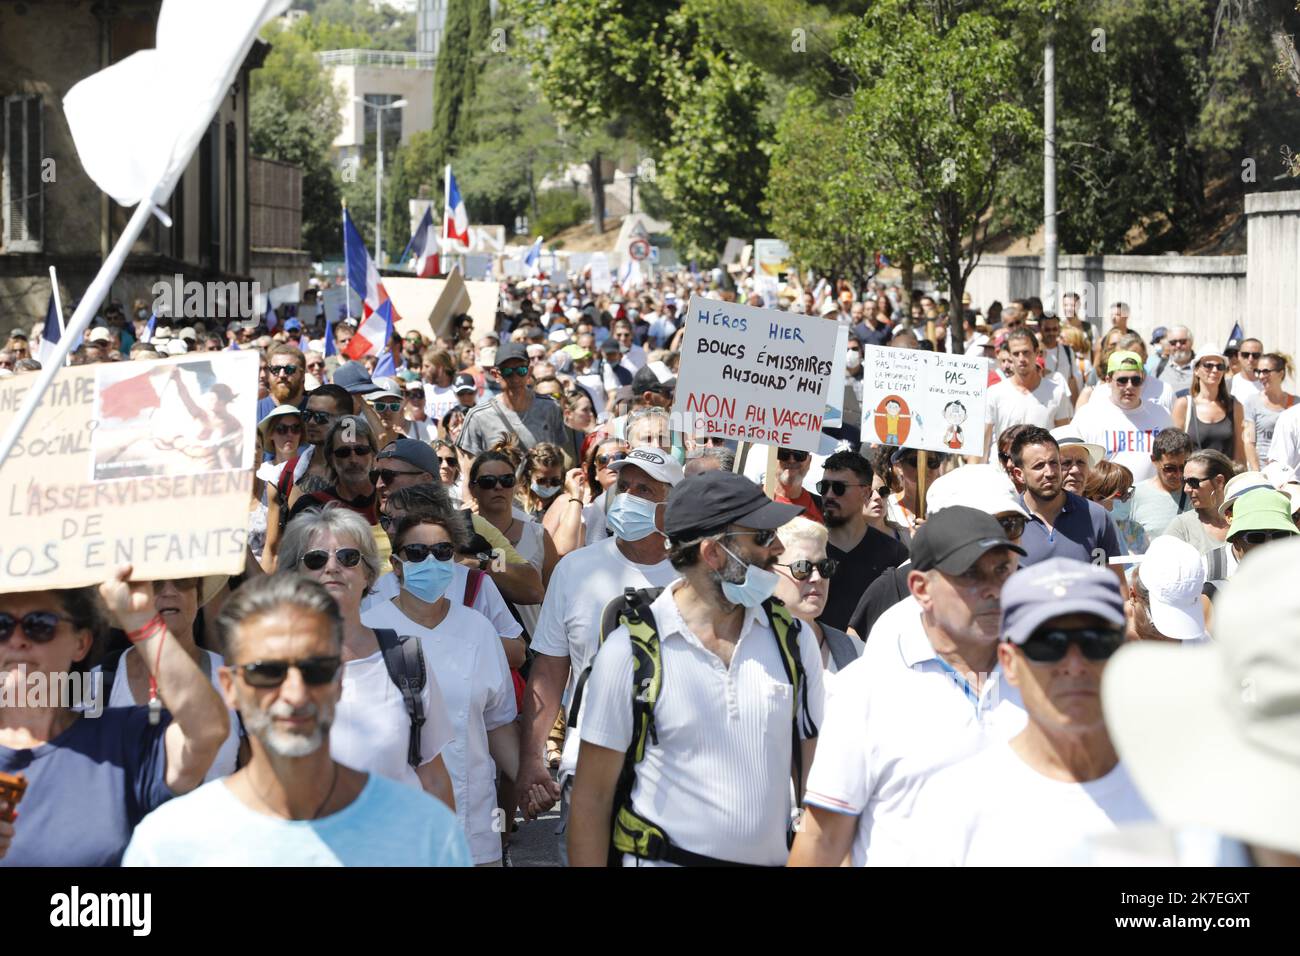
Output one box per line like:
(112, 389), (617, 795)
(1, 265), (1297, 868)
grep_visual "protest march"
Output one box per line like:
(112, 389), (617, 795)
(1, 0), (1298, 906)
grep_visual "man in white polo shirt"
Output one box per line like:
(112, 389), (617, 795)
(569, 470), (823, 866)
(516, 447), (684, 842)
(788, 506), (1027, 866)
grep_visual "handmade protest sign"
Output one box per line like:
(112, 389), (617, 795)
(673, 296), (839, 454)
(859, 345), (989, 456)
(0, 351), (259, 591)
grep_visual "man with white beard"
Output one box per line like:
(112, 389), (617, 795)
(123, 575), (470, 866)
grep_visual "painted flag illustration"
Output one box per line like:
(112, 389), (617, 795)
(401, 205), (441, 277)
(443, 165), (470, 247)
(100, 370), (162, 420)
(344, 297), (393, 361)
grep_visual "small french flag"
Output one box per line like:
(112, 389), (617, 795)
(402, 206), (441, 277)
(523, 236), (543, 277)
(344, 298), (393, 362)
(343, 207), (401, 323)
(443, 165), (470, 248)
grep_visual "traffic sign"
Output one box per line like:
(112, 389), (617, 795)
(628, 237), (651, 261)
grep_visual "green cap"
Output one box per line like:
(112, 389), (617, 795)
(562, 343), (593, 361)
(1107, 350), (1145, 375)
(1227, 488), (1298, 540)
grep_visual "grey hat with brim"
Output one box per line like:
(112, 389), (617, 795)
(1001, 558), (1125, 645)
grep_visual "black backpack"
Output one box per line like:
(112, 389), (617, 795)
(373, 627), (428, 768)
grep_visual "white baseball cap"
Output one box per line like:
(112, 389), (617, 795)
(609, 446), (685, 486)
(926, 463), (1030, 519)
(366, 376), (403, 401)
(1050, 426), (1105, 467)
(164, 338), (189, 355)
(1136, 536), (1206, 640)
(818, 298), (839, 317)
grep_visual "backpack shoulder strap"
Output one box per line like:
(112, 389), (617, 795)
(569, 586), (664, 728)
(1156, 355), (1170, 379)
(764, 598), (818, 808)
(277, 454), (300, 499)
(606, 603), (664, 866)
(374, 627), (427, 769)
(463, 568), (484, 607)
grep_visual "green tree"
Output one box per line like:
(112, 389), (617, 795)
(250, 21), (345, 258)
(832, 0), (1037, 350)
(428, 0), (493, 194)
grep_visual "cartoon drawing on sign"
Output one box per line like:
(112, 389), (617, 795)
(942, 400), (968, 450)
(92, 361), (246, 480)
(874, 395), (911, 446)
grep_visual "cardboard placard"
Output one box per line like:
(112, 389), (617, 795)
(859, 345), (989, 456)
(0, 351), (259, 592)
(672, 296), (839, 454)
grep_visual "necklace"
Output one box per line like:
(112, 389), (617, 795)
(246, 762), (340, 821)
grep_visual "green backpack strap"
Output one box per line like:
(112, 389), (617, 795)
(606, 601), (663, 866)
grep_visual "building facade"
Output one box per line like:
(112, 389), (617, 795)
(319, 49), (434, 168)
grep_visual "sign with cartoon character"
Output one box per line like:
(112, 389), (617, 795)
(859, 346), (989, 456)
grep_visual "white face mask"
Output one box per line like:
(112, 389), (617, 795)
(845, 350), (862, 370)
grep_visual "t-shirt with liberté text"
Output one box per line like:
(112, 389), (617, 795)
(909, 741), (1154, 866)
(1068, 398), (1173, 479)
(122, 773), (471, 866)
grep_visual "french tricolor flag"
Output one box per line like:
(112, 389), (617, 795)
(522, 236), (543, 278)
(344, 297), (393, 361)
(343, 207), (401, 323)
(443, 165), (469, 248)
(402, 206), (441, 277)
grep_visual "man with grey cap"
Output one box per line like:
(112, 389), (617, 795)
(789, 506), (1027, 867)
(517, 446), (685, 839)
(910, 559), (1153, 865)
(1103, 538), (1300, 865)
(568, 469), (824, 866)
(456, 342), (568, 462)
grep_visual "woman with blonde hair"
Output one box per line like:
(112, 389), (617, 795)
(1243, 352), (1297, 470)
(518, 442), (570, 520)
(1172, 352), (1245, 463)
(772, 517), (860, 673)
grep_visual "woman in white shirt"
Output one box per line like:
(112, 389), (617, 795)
(90, 576), (241, 783)
(277, 504), (457, 811)
(362, 513), (520, 866)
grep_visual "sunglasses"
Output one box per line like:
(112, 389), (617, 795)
(817, 479), (867, 497)
(371, 401), (402, 413)
(997, 514), (1027, 539)
(406, 389), (425, 399)
(400, 542), (456, 562)
(1113, 375), (1143, 387)
(303, 410), (336, 425)
(474, 473), (517, 490)
(898, 455), (941, 470)
(437, 455), (458, 468)
(1159, 462), (1184, 475)
(307, 362), (326, 370)
(373, 468), (424, 486)
(238, 656), (342, 688)
(1235, 529), (1295, 546)
(1198, 362), (1227, 373)
(1166, 338), (1189, 346)
(719, 528), (779, 547)
(301, 548), (362, 571)
(533, 476), (564, 488)
(1182, 475), (1214, 489)
(777, 450), (809, 463)
(1257, 367), (1281, 376)
(268, 364), (300, 377)
(0, 610), (71, 644)
(1239, 351), (1262, 360)
(779, 558), (838, 581)
(1020, 626), (1125, 663)
(596, 452), (627, 467)
(497, 365), (529, 378)
(331, 445), (372, 460)
(272, 422), (302, 436)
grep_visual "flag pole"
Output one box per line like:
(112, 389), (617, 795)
(341, 198), (351, 319)
(1, 194), (160, 470)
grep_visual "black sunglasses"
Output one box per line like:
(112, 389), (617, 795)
(268, 364), (300, 377)
(1235, 529), (1295, 546)
(898, 454), (941, 470)
(239, 656), (342, 688)
(533, 475), (564, 488)
(301, 548), (362, 571)
(332, 445), (373, 460)
(474, 474), (516, 490)
(997, 514), (1027, 539)
(719, 528), (779, 547)
(0, 610), (71, 644)
(406, 389), (425, 399)
(1113, 375), (1143, 387)
(780, 558), (838, 581)
(777, 449), (809, 463)
(1198, 362), (1227, 373)
(1182, 475), (1215, 489)
(400, 542), (456, 563)
(1019, 626), (1125, 663)
(817, 479), (867, 497)
(302, 410), (336, 425)
(437, 455), (458, 468)
(373, 468), (424, 486)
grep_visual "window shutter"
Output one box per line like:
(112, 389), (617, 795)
(2, 94), (43, 251)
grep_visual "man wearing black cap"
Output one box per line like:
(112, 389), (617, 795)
(789, 506), (1027, 867)
(910, 559), (1151, 865)
(455, 343), (567, 463)
(568, 470), (825, 867)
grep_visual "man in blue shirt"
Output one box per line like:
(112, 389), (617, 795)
(123, 575), (470, 867)
(1009, 426), (1124, 586)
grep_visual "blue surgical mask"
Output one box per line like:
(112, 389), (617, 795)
(715, 543), (779, 608)
(531, 480), (561, 500)
(1111, 496), (1133, 525)
(400, 554), (455, 603)
(605, 493), (660, 541)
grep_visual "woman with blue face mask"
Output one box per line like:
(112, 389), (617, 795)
(360, 513), (521, 867)
(1083, 460), (1147, 555)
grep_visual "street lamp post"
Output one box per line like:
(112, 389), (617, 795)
(355, 96), (408, 267)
